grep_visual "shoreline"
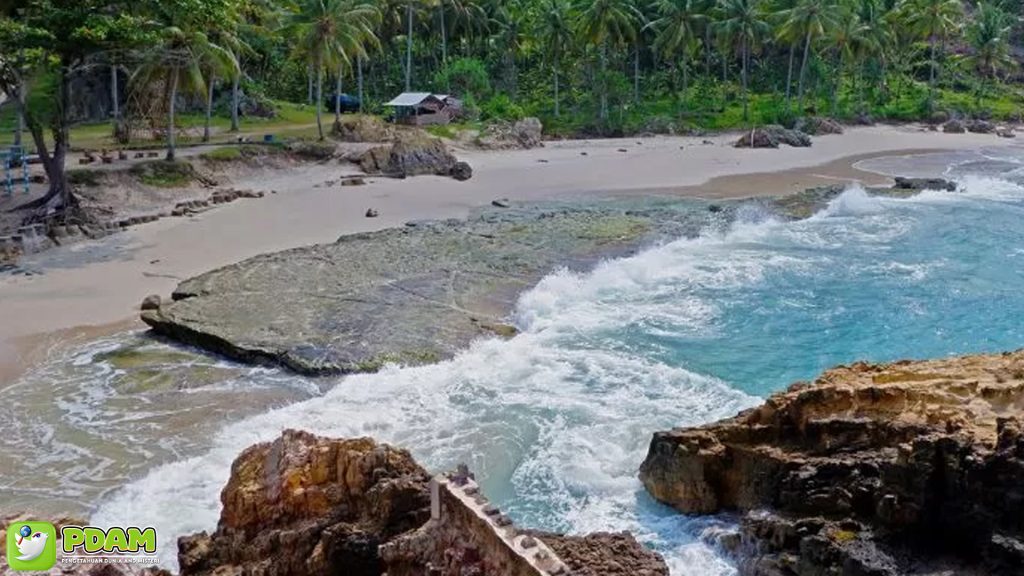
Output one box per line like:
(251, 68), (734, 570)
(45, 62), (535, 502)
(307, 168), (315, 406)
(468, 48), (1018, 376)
(0, 125), (1016, 383)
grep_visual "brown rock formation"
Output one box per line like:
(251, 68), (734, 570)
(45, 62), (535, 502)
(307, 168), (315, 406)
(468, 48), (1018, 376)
(176, 430), (669, 576)
(178, 430), (432, 576)
(640, 350), (1024, 575)
(535, 532), (670, 576)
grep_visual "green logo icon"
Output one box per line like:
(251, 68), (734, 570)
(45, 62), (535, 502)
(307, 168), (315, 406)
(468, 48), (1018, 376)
(6, 521), (57, 571)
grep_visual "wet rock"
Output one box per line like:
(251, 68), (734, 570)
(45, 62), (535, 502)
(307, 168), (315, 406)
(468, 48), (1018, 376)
(997, 126), (1016, 138)
(341, 177), (366, 186)
(491, 198), (511, 208)
(892, 176), (957, 192)
(140, 294), (161, 311)
(640, 351), (1024, 575)
(734, 125), (811, 148)
(140, 206), (671, 376)
(533, 531), (670, 576)
(365, 208), (379, 218)
(943, 119), (967, 133)
(178, 430), (431, 576)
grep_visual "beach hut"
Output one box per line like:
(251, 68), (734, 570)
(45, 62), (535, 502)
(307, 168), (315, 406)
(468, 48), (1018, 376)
(384, 92), (451, 126)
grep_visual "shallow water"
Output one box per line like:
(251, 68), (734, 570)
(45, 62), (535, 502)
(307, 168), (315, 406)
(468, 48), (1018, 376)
(5, 149), (1024, 575)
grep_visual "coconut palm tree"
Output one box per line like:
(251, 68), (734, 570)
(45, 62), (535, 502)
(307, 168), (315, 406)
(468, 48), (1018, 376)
(716, 0), (769, 121)
(285, 0), (380, 140)
(648, 0), (707, 110)
(778, 0), (839, 109)
(966, 2), (1014, 105)
(576, 0), (641, 121)
(134, 27), (238, 161)
(540, 0), (574, 116)
(906, 0), (962, 112)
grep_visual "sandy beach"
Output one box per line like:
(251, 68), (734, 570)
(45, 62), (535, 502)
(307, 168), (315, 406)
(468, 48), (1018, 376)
(0, 124), (1016, 382)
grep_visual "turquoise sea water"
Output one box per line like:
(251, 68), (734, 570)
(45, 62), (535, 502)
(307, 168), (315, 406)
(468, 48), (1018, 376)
(7, 149), (1024, 575)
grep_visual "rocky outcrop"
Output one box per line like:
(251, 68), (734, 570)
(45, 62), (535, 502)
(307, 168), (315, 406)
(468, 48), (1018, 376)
(533, 532), (670, 576)
(968, 119), (997, 134)
(140, 204), (705, 376)
(178, 430), (432, 576)
(734, 126), (812, 148)
(476, 118), (545, 150)
(640, 350), (1024, 575)
(358, 135), (459, 178)
(176, 431), (668, 576)
(943, 118), (967, 133)
(793, 117), (843, 136)
(892, 176), (958, 192)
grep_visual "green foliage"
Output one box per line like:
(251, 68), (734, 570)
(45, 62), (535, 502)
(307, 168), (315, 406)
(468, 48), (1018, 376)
(434, 58), (491, 99)
(480, 93), (525, 121)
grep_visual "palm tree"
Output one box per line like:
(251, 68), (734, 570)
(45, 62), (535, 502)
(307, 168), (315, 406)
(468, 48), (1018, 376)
(716, 0), (769, 121)
(134, 27), (238, 161)
(576, 0), (641, 121)
(778, 0), (839, 110)
(540, 0), (574, 117)
(907, 0), (962, 113)
(770, 0), (801, 108)
(967, 2), (1014, 105)
(286, 0), (380, 140)
(827, 6), (866, 116)
(203, 29), (246, 142)
(649, 0), (707, 111)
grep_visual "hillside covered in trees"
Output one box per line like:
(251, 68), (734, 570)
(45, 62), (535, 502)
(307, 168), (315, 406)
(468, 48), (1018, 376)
(1, 0), (1023, 214)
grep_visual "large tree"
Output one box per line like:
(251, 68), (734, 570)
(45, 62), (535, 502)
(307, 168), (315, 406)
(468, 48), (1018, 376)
(285, 0), (379, 140)
(907, 0), (962, 112)
(717, 0), (769, 121)
(0, 0), (148, 221)
(576, 0), (640, 121)
(540, 0), (574, 117)
(778, 0), (839, 109)
(649, 0), (707, 111)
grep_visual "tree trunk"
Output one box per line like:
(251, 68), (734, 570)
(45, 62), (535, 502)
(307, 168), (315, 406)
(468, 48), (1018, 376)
(741, 38), (749, 121)
(634, 45), (640, 104)
(831, 51), (842, 116)
(797, 30), (812, 109)
(405, 3), (414, 91)
(14, 66), (72, 218)
(554, 66), (560, 117)
(440, 2), (448, 69)
(335, 64), (343, 124)
(13, 76), (24, 148)
(704, 27), (712, 77)
(307, 64), (314, 104)
(230, 74), (240, 132)
(111, 64), (120, 121)
(785, 44), (795, 108)
(357, 55), (365, 112)
(316, 60), (325, 141)
(928, 35), (936, 113)
(682, 56), (689, 107)
(167, 67), (180, 161)
(600, 41), (609, 121)
(203, 76), (215, 143)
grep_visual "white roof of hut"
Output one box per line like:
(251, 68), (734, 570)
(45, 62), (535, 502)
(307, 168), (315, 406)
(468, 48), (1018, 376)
(384, 92), (442, 107)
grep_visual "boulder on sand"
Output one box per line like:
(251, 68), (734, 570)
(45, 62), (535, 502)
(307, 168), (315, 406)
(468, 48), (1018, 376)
(968, 119), (996, 134)
(358, 135), (459, 179)
(734, 125), (812, 148)
(943, 118), (967, 133)
(640, 350), (1024, 575)
(794, 116), (844, 135)
(476, 117), (545, 150)
(449, 161), (473, 181)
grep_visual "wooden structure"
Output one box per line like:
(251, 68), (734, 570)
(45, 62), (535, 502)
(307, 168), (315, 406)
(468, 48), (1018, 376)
(384, 92), (452, 126)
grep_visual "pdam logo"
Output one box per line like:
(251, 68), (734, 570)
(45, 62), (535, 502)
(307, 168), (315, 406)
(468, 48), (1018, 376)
(5, 521), (57, 571)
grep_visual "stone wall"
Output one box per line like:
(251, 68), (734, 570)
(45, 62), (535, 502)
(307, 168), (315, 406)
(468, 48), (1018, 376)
(380, 468), (568, 576)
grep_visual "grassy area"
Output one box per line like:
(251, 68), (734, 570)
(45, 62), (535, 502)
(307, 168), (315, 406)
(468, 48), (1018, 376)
(129, 161), (196, 188)
(0, 100), (321, 151)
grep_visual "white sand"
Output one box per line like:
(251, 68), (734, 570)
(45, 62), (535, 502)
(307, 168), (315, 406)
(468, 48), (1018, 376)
(0, 125), (1016, 380)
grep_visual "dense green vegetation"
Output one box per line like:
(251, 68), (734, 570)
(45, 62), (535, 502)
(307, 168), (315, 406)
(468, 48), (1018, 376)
(0, 0), (1022, 216)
